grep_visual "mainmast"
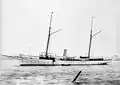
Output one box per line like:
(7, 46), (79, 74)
(45, 12), (53, 58)
(88, 17), (94, 58)
(88, 17), (101, 58)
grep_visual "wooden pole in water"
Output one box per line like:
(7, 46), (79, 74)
(72, 71), (82, 82)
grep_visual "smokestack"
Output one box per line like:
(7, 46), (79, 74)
(63, 49), (67, 57)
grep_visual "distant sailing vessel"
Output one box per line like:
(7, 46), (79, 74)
(20, 14), (110, 66)
(2, 13), (111, 66)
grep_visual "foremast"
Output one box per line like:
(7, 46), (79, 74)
(45, 12), (62, 58)
(45, 12), (53, 58)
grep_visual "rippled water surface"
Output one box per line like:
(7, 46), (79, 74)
(0, 61), (120, 85)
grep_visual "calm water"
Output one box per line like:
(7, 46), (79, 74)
(0, 61), (120, 85)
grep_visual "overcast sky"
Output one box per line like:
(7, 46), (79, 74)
(1, 0), (120, 57)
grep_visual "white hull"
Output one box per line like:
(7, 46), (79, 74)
(20, 58), (110, 66)
(55, 60), (110, 65)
